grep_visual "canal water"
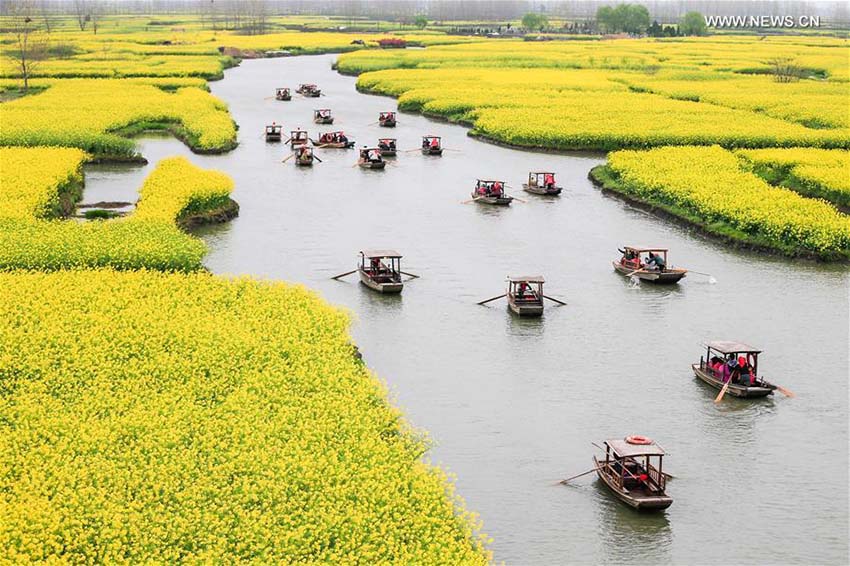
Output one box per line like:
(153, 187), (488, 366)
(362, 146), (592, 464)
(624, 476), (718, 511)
(83, 54), (849, 565)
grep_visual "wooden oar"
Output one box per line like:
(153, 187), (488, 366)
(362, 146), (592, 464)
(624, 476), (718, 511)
(542, 295), (567, 306)
(507, 194), (527, 203)
(714, 376), (733, 403)
(331, 270), (356, 280)
(399, 270), (419, 279)
(558, 467), (599, 484)
(281, 153), (295, 163)
(460, 197), (478, 204)
(477, 293), (506, 305)
(765, 380), (795, 398)
(626, 268), (649, 277)
(313, 154), (323, 163)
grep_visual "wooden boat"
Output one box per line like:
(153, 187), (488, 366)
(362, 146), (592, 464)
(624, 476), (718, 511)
(594, 437), (673, 511)
(379, 111), (397, 127)
(313, 108), (334, 125)
(421, 135), (443, 155)
(472, 179), (512, 206)
(612, 246), (687, 284)
(506, 276), (544, 316)
(288, 129), (309, 147)
(275, 87), (291, 101)
(296, 83), (321, 97)
(358, 250), (403, 293)
(294, 146), (314, 166)
(314, 131), (354, 149)
(692, 341), (776, 398)
(358, 147), (386, 169)
(377, 138), (397, 157)
(264, 123), (283, 142)
(523, 171), (562, 195)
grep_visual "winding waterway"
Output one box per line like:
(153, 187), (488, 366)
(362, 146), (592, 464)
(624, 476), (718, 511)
(83, 54), (849, 565)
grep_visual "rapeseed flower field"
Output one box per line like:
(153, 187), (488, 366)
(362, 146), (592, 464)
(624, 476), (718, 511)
(0, 270), (490, 563)
(737, 148), (850, 208)
(0, 153), (231, 271)
(1, 80), (236, 158)
(602, 146), (850, 258)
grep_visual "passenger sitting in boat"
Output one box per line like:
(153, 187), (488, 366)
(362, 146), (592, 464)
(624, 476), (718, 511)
(338, 133), (348, 144)
(735, 356), (754, 385)
(368, 149), (381, 162)
(544, 173), (555, 188)
(430, 138), (439, 149)
(517, 282), (529, 299)
(645, 252), (666, 271)
(492, 182), (503, 196)
(477, 184), (487, 196)
(619, 248), (641, 268)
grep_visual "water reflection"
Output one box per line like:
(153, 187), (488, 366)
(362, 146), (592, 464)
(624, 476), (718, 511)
(506, 310), (546, 338)
(593, 480), (673, 564)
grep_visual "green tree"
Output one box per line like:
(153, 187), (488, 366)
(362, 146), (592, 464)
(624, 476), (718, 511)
(596, 6), (614, 32)
(522, 12), (548, 31)
(414, 15), (428, 30)
(679, 11), (707, 36)
(596, 3), (650, 35)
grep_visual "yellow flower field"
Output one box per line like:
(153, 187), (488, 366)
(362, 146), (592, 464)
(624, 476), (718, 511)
(0, 152), (234, 271)
(737, 148), (850, 207)
(340, 37), (850, 151)
(602, 145), (850, 258)
(0, 79), (236, 157)
(0, 147), (88, 219)
(0, 269), (490, 563)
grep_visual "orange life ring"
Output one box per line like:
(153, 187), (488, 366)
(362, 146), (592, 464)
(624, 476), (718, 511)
(625, 435), (652, 445)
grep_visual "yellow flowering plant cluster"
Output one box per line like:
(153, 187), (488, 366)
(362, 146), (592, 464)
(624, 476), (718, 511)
(1, 79), (236, 158)
(0, 269), (491, 564)
(0, 153), (233, 271)
(0, 147), (88, 219)
(602, 145), (850, 258)
(736, 148), (850, 208)
(0, 54), (231, 80)
(339, 37), (850, 151)
(356, 68), (849, 150)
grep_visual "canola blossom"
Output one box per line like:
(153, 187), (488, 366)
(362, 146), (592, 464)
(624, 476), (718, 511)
(0, 270), (490, 564)
(0, 153), (233, 271)
(0, 79), (237, 157)
(341, 37), (850, 151)
(0, 147), (88, 219)
(736, 148), (850, 208)
(604, 146), (850, 258)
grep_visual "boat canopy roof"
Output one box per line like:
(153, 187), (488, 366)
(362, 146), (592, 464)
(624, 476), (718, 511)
(606, 438), (666, 457)
(706, 341), (761, 354)
(314, 108), (331, 112)
(300, 83), (317, 87)
(508, 275), (545, 283)
(477, 179), (504, 183)
(625, 246), (668, 253)
(530, 171), (555, 175)
(361, 249), (402, 259)
(276, 87), (288, 91)
(423, 135), (441, 139)
(378, 138), (396, 142)
(381, 111), (396, 115)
